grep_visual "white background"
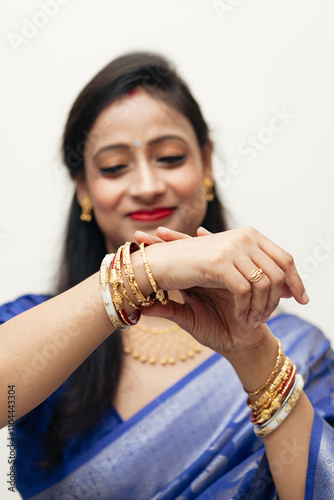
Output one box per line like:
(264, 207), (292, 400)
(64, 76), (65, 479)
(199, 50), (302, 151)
(0, 1), (334, 498)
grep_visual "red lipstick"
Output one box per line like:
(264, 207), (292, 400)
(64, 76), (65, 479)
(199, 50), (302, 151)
(128, 208), (175, 221)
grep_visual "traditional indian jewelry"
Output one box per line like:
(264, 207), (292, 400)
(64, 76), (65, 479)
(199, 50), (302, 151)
(134, 140), (142, 148)
(122, 322), (202, 365)
(80, 195), (93, 222)
(253, 373), (304, 437)
(139, 243), (169, 305)
(122, 242), (156, 307)
(244, 338), (283, 396)
(248, 360), (294, 413)
(248, 357), (293, 423)
(112, 246), (141, 311)
(99, 253), (127, 331)
(251, 363), (296, 424)
(248, 268), (263, 283)
(203, 176), (215, 202)
(110, 251), (141, 327)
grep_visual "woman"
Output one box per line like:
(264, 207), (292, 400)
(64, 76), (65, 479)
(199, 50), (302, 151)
(1, 52), (333, 500)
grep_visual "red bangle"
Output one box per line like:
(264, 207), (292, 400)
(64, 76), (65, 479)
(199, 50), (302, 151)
(111, 252), (141, 326)
(250, 366), (297, 425)
(279, 365), (296, 396)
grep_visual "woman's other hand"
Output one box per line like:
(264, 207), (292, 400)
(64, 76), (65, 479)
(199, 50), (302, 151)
(134, 226), (308, 354)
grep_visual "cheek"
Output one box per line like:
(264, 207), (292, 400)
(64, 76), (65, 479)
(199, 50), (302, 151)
(172, 167), (205, 210)
(90, 178), (122, 211)
(171, 165), (203, 197)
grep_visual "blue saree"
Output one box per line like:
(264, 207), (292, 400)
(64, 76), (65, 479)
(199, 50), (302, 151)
(1, 294), (334, 499)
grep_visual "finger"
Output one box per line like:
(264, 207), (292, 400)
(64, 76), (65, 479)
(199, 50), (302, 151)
(255, 233), (309, 305)
(240, 248), (285, 324)
(134, 230), (163, 246)
(156, 226), (192, 242)
(233, 257), (270, 327)
(141, 298), (193, 332)
(197, 226), (212, 236)
(247, 277), (270, 328)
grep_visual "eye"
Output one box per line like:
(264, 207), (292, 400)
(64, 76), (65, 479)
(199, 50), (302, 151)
(100, 164), (127, 175)
(157, 155), (186, 165)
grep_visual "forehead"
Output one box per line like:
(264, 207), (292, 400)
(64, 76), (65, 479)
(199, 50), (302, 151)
(85, 90), (198, 154)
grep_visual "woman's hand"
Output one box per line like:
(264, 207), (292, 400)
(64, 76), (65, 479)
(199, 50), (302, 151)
(135, 226), (308, 345)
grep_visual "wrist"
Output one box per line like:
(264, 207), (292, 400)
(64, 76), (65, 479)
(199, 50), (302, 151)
(225, 325), (280, 396)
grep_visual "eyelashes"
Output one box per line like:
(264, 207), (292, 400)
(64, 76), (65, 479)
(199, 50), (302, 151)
(157, 155), (186, 165)
(99, 155), (186, 175)
(99, 165), (127, 174)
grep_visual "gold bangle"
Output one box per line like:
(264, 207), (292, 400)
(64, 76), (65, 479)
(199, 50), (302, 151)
(245, 338), (283, 396)
(251, 363), (296, 423)
(123, 242), (155, 307)
(249, 358), (292, 414)
(114, 245), (141, 311)
(139, 242), (169, 306)
(268, 357), (292, 396)
(110, 250), (126, 315)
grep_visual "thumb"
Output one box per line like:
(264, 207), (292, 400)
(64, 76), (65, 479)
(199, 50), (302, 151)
(134, 230), (163, 246)
(156, 226), (191, 242)
(197, 226), (212, 236)
(141, 297), (195, 333)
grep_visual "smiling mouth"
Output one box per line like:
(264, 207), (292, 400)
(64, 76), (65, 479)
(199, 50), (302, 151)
(128, 207), (176, 221)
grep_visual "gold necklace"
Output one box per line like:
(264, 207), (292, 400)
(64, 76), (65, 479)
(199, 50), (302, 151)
(122, 322), (202, 365)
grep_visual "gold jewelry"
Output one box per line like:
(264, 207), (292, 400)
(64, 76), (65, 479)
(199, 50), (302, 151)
(249, 359), (294, 422)
(109, 248), (141, 327)
(122, 322), (202, 365)
(139, 243), (169, 305)
(248, 358), (293, 412)
(122, 242), (155, 307)
(99, 253), (127, 331)
(203, 176), (215, 202)
(113, 245), (141, 311)
(244, 338), (283, 396)
(254, 364), (297, 424)
(249, 268), (263, 283)
(80, 195), (93, 222)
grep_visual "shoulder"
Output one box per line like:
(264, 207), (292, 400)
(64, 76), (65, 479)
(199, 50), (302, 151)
(0, 293), (53, 325)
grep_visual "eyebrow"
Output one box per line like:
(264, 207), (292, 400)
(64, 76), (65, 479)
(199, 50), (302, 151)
(92, 135), (188, 162)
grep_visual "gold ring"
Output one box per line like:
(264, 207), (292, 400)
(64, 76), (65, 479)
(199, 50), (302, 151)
(249, 268), (263, 283)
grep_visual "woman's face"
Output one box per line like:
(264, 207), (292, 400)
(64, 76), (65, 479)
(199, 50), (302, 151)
(76, 89), (213, 253)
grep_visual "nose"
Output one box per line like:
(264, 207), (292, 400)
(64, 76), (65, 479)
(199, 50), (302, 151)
(128, 159), (166, 203)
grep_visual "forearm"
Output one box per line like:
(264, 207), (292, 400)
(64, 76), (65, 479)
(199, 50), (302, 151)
(0, 248), (162, 428)
(226, 326), (313, 500)
(0, 272), (114, 426)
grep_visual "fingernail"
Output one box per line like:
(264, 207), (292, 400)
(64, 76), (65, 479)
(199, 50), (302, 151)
(302, 291), (309, 303)
(252, 320), (259, 329)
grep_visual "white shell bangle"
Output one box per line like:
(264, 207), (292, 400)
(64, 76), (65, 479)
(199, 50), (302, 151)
(254, 373), (304, 438)
(99, 253), (129, 331)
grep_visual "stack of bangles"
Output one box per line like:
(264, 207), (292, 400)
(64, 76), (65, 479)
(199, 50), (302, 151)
(244, 338), (304, 437)
(99, 241), (169, 330)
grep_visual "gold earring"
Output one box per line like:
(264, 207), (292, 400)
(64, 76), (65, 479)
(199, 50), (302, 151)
(80, 196), (93, 222)
(203, 176), (215, 202)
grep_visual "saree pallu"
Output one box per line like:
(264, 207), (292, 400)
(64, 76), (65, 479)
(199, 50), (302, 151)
(1, 295), (334, 499)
